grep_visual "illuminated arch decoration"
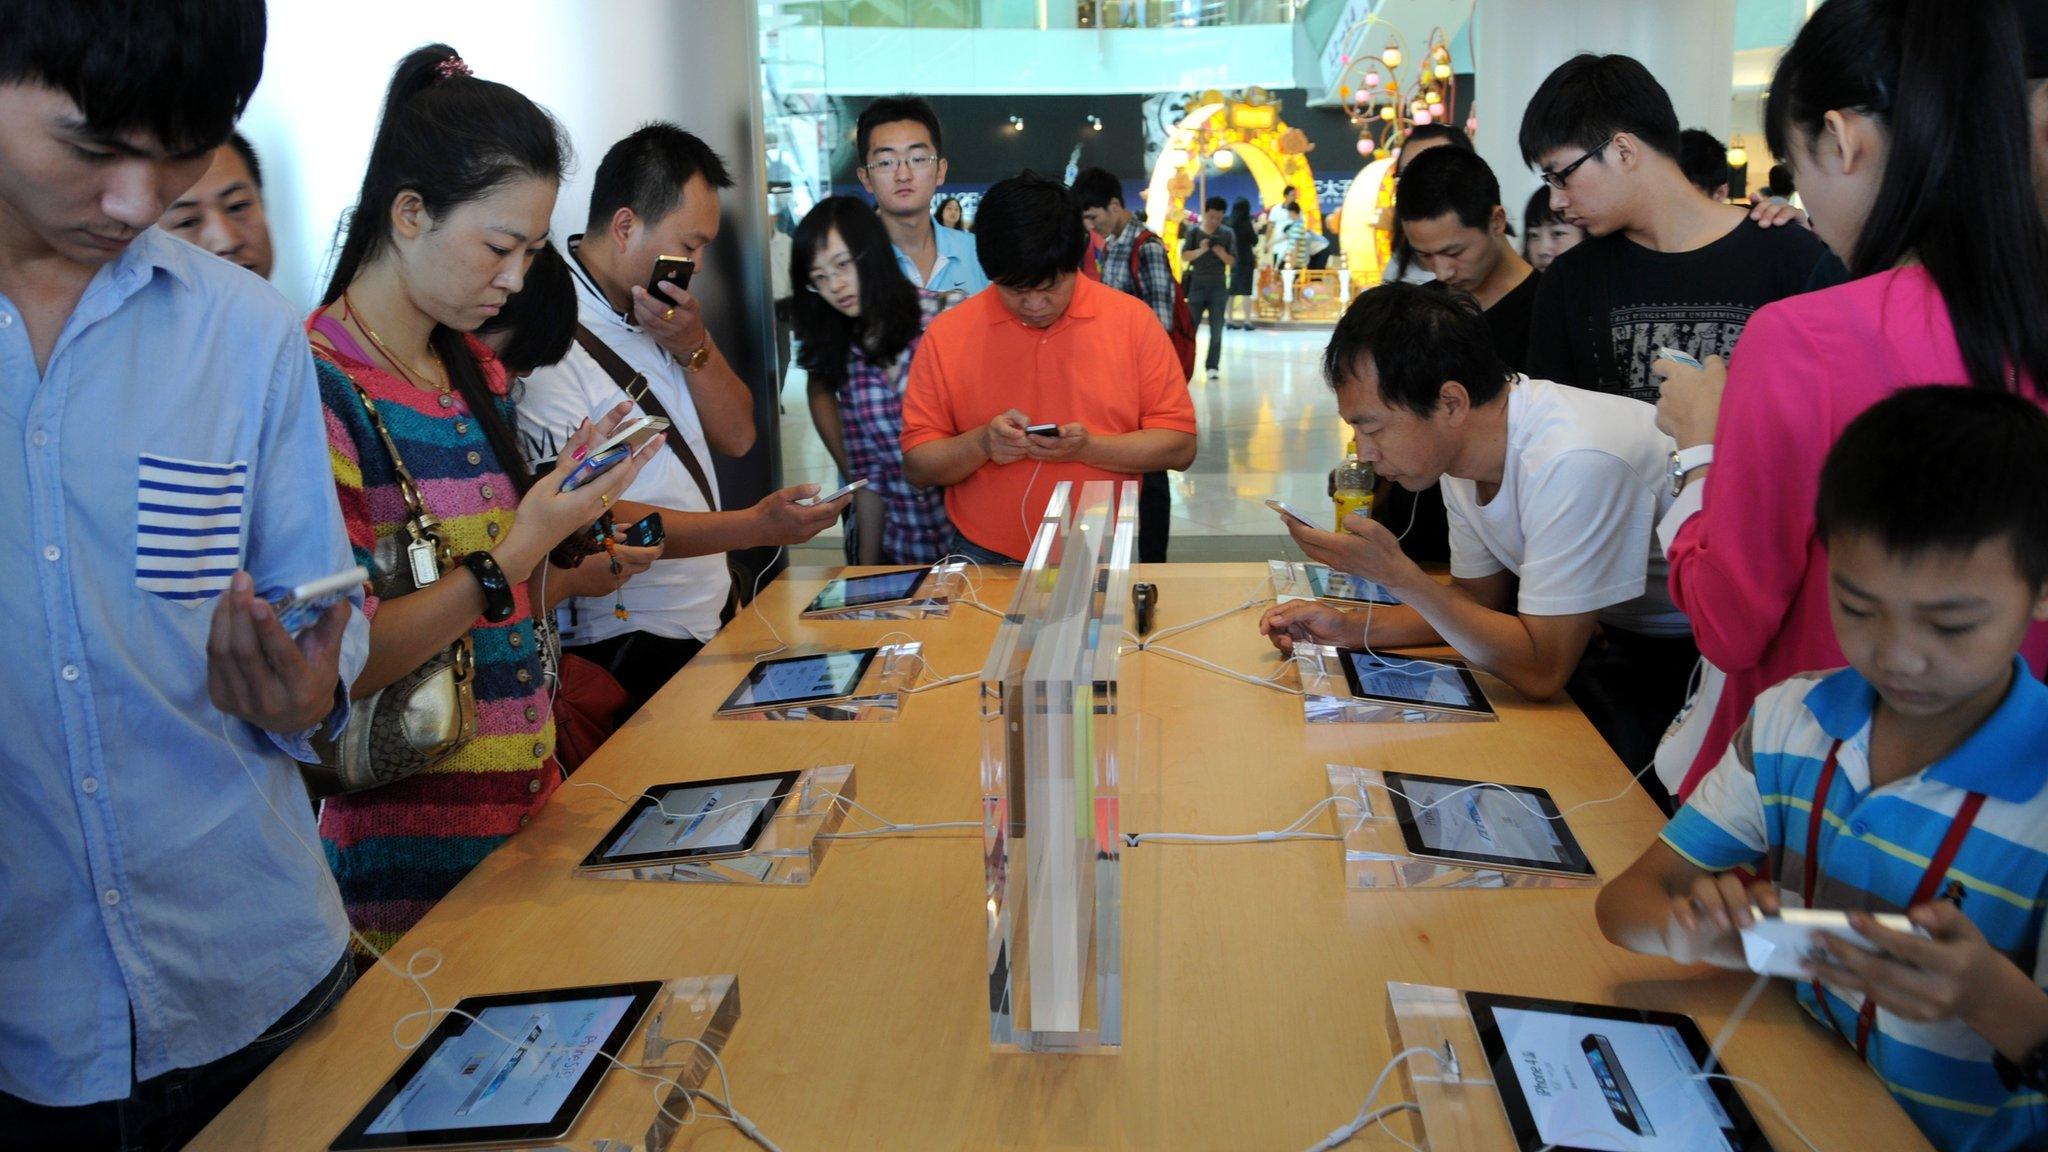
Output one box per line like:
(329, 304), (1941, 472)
(1340, 155), (1398, 281)
(1142, 89), (1318, 276)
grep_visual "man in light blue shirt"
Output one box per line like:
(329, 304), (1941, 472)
(855, 96), (989, 297)
(0, 3), (369, 1148)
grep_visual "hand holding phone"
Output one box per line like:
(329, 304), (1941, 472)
(1025, 423), (1062, 438)
(622, 512), (665, 548)
(647, 255), (695, 302)
(268, 565), (369, 634)
(559, 444), (632, 493)
(1265, 498), (1330, 533)
(797, 478), (868, 507)
(1655, 346), (1704, 369)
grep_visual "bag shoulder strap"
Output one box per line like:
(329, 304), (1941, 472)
(572, 324), (720, 512)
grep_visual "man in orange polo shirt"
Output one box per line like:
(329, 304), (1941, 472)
(901, 173), (1198, 562)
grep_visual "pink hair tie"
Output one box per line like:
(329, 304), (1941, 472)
(434, 55), (472, 81)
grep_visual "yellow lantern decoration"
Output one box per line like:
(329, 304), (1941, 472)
(1381, 43), (1402, 69)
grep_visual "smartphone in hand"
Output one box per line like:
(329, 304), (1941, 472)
(647, 255), (695, 302)
(268, 565), (369, 634)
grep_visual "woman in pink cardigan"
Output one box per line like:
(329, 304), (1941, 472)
(1652, 0), (2048, 798)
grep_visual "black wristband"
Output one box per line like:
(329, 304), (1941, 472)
(1995, 1040), (2048, 1093)
(462, 551), (516, 623)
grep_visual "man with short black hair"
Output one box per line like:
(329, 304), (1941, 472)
(1394, 146), (1539, 371)
(1180, 195), (1236, 379)
(854, 95), (987, 296)
(518, 122), (843, 705)
(1260, 285), (1695, 799)
(1072, 165), (1183, 562)
(1519, 54), (1831, 402)
(159, 130), (273, 278)
(1677, 128), (1731, 202)
(0, 1), (371, 1144)
(901, 173), (1197, 565)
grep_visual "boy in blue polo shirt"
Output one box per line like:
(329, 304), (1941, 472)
(1596, 387), (2048, 1152)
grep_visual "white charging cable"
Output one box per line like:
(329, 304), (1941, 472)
(218, 714), (783, 1150)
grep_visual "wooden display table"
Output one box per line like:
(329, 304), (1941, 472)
(192, 564), (1925, 1151)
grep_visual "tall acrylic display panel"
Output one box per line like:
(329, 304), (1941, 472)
(981, 480), (1136, 1053)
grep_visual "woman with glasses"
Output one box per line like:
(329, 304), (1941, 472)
(790, 196), (955, 564)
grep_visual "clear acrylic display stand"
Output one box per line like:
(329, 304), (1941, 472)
(1380, 981), (1511, 1152)
(714, 641), (926, 722)
(981, 480), (1135, 1054)
(799, 559), (971, 621)
(1290, 642), (1499, 725)
(581, 763), (856, 887)
(535, 975), (742, 1152)
(1324, 764), (1600, 891)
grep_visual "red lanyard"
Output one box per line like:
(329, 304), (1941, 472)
(1801, 738), (1986, 1060)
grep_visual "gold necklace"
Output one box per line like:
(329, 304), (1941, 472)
(342, 292), (450, 395)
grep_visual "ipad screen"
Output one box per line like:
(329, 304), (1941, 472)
(332, 982), (660, 1150)
(1384, 772), (1592, 876)
(1307, 565), (1401, 606)
(721, 649), (875, 712)
(594, 775), (791, 864)
(1342, 651), (1486, 712)
(1469, 995), (1766, 1152)
(807, 568), (927, 612)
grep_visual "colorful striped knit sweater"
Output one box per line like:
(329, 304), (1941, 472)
(311, 322), (558, 962)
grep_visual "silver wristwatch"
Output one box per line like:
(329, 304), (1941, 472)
(1669, 444), (1715, 496)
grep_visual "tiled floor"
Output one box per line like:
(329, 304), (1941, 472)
(778, 324), (1346, 565)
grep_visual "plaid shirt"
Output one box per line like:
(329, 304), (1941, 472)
(838, 290), (954, 564)
(1099, 219), (1177, 332)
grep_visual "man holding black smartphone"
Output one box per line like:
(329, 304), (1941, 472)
(518, 123), (846, 706)
(1180, 196), (1236, 380)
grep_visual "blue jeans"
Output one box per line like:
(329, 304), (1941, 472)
(0, 952), (354, 1152)
(943, 529), (1022, 567)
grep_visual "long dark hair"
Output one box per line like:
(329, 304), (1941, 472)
(789, 196), (923, 391)
(322, 44), (569, 491)
(1766, 0), (2048, 392)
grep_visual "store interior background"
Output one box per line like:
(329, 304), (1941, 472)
(239, 0), (1817, 566)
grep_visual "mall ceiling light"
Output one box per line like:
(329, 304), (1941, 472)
(1087, 114), (1103, 132)
(1009, 115), (1025, 132)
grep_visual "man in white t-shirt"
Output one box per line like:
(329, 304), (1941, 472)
(519, 124), (846, 706)
(1260, 283), (1697, 803)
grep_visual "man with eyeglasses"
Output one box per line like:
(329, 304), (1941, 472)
(854, 96), (988, 297)
(1519, 54), (1831, 405)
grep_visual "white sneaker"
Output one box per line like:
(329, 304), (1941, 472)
(1205, 368), (1220, 380)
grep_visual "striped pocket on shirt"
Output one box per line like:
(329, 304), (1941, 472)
(136, 453), (246, 600)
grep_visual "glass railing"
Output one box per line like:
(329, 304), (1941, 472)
(776, 0), (1299, 29)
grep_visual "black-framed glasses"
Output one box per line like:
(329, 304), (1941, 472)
(861, 152), (938, 176)
(1539, 137), (1614, 190)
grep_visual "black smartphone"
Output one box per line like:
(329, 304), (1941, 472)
(647, 255), (695, 302)
(623, 512), (665, 548)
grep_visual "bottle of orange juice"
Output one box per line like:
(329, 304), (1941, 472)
(1333, 439), (1375, 532)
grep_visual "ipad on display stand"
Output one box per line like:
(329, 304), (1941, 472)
(1337, 648), (1496, 719)
(328, 981), (663, 1151)
(1379, 770), (1595, 879)
(801, 568), (932, 616)
(1305, 563), (1401, 607)
(714, 648), (880, 716)
(578, 770), (802, 871)
(1464, 990), (1776, 1152)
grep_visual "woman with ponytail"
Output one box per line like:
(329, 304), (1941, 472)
(1652, 0), (2048, 799)
(310, 45), (659, 961)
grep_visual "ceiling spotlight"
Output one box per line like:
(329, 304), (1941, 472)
(1087, 114), (1103, 132)
(1213, 148), (1236, 169)
(1009, 115), (1025, 132)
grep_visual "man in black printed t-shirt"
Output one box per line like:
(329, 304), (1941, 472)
(1519, 54), (1836, 403)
